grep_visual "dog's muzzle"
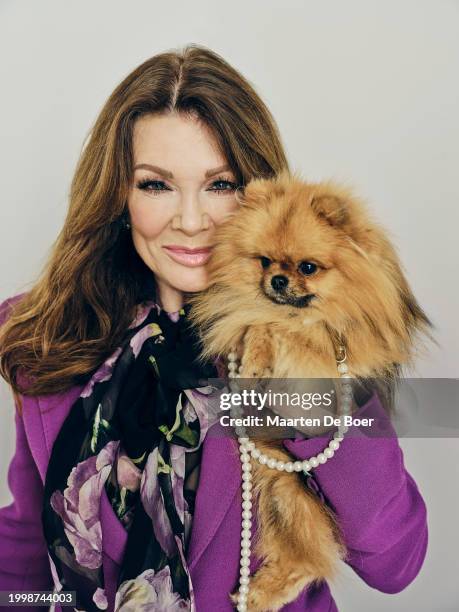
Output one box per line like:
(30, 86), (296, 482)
(264, 275), (316, 308)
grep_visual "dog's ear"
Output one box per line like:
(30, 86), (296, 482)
(236, 170), (293, 206)
(236, 177), (272, 208)
(310, 194), (349, 227)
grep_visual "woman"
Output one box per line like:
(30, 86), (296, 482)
(0, 45), (427, 612)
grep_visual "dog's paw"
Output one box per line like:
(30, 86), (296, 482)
(230, 579), (279, 612)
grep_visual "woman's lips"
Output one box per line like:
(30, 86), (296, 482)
(162, 245), (213, 267)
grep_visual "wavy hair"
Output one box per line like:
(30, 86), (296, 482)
(0, 44), (289, 412)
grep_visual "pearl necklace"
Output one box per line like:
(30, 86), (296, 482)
(227, 347), (353, 612)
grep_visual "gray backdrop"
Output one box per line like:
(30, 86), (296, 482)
(1, 1), (458, 610)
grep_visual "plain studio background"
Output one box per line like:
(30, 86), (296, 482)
(0, 1), (458, 610)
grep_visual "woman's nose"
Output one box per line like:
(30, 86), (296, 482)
(173, 194), (210, 233)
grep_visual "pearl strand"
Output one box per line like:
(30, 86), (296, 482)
(228, 348), (353, 612)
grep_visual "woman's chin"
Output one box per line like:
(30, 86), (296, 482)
(171, 270), (210, 294)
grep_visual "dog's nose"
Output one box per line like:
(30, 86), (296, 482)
(271, 275), (289, 291)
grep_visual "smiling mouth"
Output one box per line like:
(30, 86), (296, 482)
(264, 291), (316, 308)
(162, 245), (213, 267)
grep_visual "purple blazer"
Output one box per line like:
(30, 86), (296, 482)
(0, 294), (428, 611)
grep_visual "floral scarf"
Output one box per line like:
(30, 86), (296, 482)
(42, 300), (221, 611)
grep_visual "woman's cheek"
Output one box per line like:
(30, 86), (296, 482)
(130, 203), (171, 238)
(208, 197), (239, 225)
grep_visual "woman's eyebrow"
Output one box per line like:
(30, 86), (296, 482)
(133, 163), (231, 178)
(205, 164), (231, 178)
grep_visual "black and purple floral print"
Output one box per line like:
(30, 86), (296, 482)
(42, 301), (220, 611)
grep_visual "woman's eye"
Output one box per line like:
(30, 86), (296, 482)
(208, 178), (239, 193)
(298, 261), (318, 275)
(136, 176), (239, 196)
(136, 179), (170, 194)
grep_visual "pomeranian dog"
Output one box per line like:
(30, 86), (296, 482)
(187, 170), (431, 611)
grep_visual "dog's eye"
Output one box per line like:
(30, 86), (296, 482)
(298, 261), (317, 275)
(260, 257), (272, 269)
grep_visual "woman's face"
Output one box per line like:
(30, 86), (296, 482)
(127, 112), (240, 312)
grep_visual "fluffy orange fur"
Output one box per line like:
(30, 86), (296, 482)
(187, 170), (432, 611)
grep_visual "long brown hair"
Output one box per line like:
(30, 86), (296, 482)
(0, 44), (290, 412)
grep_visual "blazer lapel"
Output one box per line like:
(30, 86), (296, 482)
(186, 429), (241, 571)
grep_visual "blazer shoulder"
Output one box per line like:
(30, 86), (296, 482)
(0, 290), (86, 403)
(0, 291), (29, 326)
